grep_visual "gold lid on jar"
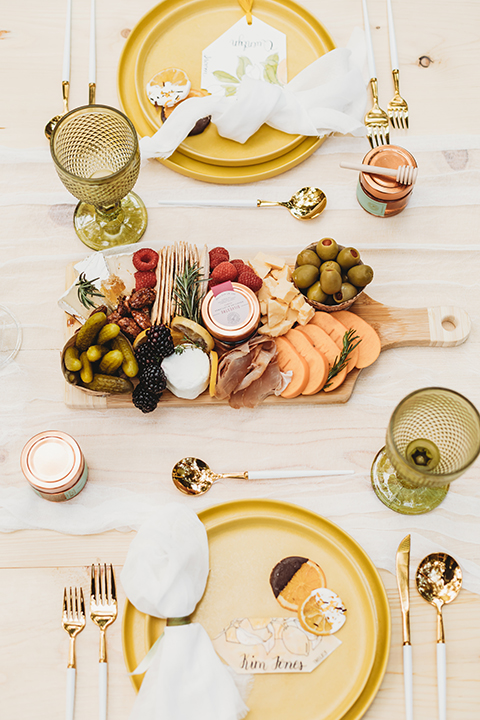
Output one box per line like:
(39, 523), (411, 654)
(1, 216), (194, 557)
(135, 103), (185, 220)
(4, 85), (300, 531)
(201, 282), (260, 344)
(21, 430), (85, 495)
(360, 145), (417, 201)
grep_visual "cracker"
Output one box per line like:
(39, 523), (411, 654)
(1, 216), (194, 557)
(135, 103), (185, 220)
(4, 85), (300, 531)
(151, 246), (164, 324)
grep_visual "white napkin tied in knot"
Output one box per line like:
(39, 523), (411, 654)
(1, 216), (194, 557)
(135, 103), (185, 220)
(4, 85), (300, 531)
(121, 503), (249, 720)
(140, 29), (367, 161)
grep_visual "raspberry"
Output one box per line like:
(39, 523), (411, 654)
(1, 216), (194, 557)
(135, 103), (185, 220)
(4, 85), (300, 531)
(230, 259), (245, 274)
(211, 261), (238, 284)
(237, 269), (263, 293)
(209, 247), (229, 270)
(135, 271), (157, 290)
(208, 279), (219, 291)
(133, 248), (159, 272)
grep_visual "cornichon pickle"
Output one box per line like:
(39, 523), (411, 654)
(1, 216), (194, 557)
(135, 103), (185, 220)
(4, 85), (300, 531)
(99, 349), (124, 375)
(86, 344), (107, 363)
(80, 352), (93, 384)
(112, 335), (139, 378)
(86, 374), (134, 394)
(75, 312), (107, 352)
(97, 323), (120, 345)
(64, 346), (82, 372)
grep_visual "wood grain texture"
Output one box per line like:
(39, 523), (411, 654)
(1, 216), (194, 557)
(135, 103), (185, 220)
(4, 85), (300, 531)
(1, 1), (480, 719)
(0, 530), (478, 720)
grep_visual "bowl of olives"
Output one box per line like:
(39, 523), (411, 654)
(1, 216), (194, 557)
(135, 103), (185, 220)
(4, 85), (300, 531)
(293, 238), (374, 313)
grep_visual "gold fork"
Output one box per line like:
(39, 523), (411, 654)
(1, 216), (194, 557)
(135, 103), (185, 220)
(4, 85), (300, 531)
(386, 0), (409, 129)
(90, 564), (118, 720)
(362, 0), (390, 147)
(62, 587), (86, 720)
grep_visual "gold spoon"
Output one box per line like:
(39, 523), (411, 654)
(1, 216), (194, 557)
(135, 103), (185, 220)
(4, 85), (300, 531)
(45, 80), (70, 141)
(157, 187), (327, 221)
(256, 186), (327, 220)
(416, 553), (462, 720)
(172, 457), (353, 495)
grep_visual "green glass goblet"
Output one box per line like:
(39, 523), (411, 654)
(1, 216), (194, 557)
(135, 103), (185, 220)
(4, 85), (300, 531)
(50, 104), (147, 251)
(371, 387), (480, 514)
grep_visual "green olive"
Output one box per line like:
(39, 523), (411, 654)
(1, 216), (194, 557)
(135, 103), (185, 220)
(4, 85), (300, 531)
(337, 247), (361, 270)
(347, 264), (374, 287)
(320, 269), (342, 295)
(296, 249), (321, 268)
(292, 264), (319, 289)
(307, 282), (328, 303)
(333, 283), (358, 304)
(320, 260), (341, 275)
(316, 237), (338, 261)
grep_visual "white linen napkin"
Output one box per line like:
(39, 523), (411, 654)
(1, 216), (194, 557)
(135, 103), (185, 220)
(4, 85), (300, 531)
(121, 503), (249, 720)
(140, 28), (367, 160)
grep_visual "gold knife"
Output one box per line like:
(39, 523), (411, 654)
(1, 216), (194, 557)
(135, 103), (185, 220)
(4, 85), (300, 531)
(396, 534), (413, 720)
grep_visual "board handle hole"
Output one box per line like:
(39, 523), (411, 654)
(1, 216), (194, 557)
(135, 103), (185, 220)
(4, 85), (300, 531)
(442, 316), (457, 331)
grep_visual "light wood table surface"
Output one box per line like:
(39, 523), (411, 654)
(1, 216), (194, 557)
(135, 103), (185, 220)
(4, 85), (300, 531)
(1, 1), (480, 718)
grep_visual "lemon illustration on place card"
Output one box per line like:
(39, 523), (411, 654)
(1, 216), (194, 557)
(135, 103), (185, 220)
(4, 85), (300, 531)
(201, 16), (287, 97)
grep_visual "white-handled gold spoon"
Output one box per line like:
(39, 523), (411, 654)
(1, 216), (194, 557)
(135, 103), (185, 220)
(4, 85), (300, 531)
(172, 457), (353, 495)
(157, 187), (327, 220)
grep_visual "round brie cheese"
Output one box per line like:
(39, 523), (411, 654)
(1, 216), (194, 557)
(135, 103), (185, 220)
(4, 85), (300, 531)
(162, 345), (210, 400)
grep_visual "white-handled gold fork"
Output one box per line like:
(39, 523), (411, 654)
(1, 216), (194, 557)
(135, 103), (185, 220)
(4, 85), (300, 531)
(386, 0), (409, 129)
(62, 587), (86, 720)
(90, 564), (118, 720)
(362, 0), (390, 147)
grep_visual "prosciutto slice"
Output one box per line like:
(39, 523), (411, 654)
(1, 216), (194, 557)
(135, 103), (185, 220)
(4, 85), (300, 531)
(229, 359), (284, 408)
(215, 336), (284, 408)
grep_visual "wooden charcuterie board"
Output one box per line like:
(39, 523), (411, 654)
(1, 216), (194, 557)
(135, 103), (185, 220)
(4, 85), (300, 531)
(63, 283), (471, 409)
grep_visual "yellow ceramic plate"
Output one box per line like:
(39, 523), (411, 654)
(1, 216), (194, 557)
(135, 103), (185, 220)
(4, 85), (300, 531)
(128, 0), (335, 167)
(122, 499), (390, 720)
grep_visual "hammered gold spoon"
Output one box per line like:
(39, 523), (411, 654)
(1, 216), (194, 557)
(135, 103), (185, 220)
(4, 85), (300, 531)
(172, 457), (353, 495)
(416, 553), (462, 720)
(157, 186), (327, 220)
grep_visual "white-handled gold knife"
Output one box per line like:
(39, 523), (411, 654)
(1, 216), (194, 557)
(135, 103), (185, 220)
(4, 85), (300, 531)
(396, 534), (413, 720)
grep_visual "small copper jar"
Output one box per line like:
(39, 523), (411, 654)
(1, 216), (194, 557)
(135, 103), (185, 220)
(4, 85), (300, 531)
(20, 431), (88, 502)
(201, 281), (260, 347)
(357, 145), (417, 217)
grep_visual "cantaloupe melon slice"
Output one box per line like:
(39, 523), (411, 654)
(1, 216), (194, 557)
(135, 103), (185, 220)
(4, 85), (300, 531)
(296, 325), (347, 392)
(285, 328), (329, 395)
(309, 312), (359, 373)
(275, 336), (310, 398)
(333, 311), (381, 369)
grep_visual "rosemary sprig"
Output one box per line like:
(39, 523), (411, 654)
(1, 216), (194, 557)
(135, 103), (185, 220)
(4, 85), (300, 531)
(75, 273), (105, 310)
(324, 328), (361, 389)
(173, 261), (204, 324)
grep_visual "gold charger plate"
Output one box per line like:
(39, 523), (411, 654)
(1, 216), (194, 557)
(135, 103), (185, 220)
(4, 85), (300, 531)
(130, 0), (335, 167)
(122, 500), (391, 720)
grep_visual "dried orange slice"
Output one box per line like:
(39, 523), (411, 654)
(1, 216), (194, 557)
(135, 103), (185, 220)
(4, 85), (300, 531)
(161, 88), (210, 120)
(270, 556), (327, 612)
(170, 316), (215, 353)
(146, 68), (191, 108)
(298, 588), (347, 636)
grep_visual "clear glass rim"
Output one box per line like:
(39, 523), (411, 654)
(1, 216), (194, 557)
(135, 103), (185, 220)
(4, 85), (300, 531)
(0, 304), (22, 370)
(50, 104), (139, 185)
(387, 386), (480, 482)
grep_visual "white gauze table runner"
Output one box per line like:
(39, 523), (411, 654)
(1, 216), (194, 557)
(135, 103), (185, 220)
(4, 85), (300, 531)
(0, 136), (480, 596)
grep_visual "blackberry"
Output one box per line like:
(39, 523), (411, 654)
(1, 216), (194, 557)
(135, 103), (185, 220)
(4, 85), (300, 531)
(135, 342), (160, 369)
(132, 383), (160, 414)
(140, 364), (167, 394)
(146, 324), (175, 358)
